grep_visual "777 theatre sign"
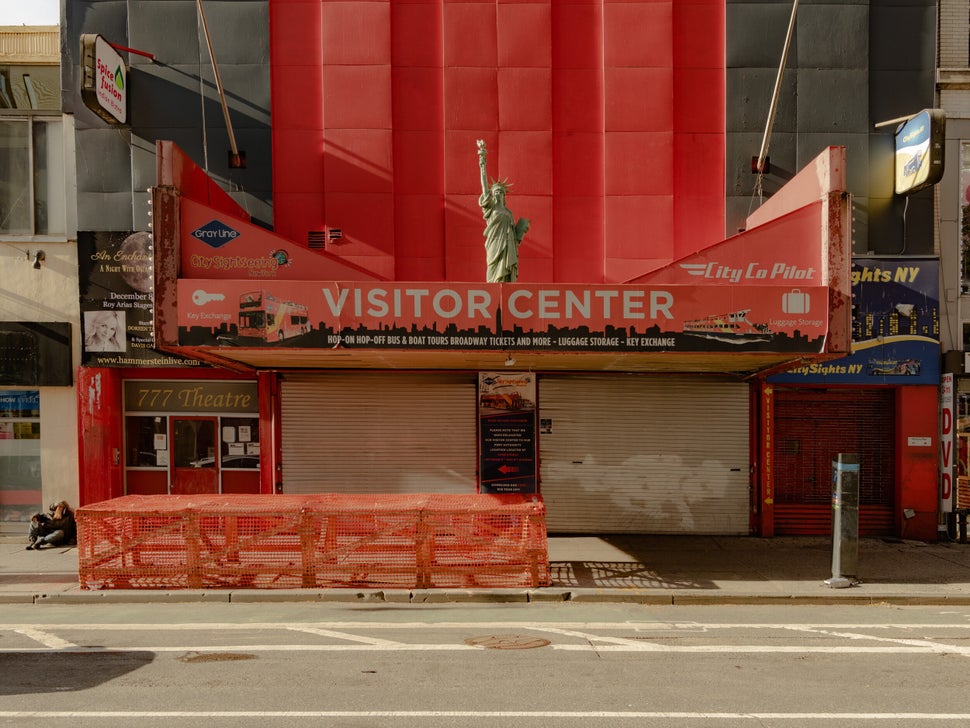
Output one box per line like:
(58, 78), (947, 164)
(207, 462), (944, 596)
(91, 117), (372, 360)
(177, 281), (832, 354)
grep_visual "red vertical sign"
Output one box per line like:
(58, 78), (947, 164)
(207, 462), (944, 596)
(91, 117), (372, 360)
(941, 373), (954, 513)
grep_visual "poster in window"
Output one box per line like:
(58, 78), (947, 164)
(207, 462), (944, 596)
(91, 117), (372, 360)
(478, 372), (537, 494)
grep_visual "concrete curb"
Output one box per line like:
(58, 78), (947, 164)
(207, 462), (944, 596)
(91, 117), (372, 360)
(5, 588), (970, 606)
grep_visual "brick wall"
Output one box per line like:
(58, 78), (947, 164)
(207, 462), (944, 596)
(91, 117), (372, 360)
(940, 0), (969, 68)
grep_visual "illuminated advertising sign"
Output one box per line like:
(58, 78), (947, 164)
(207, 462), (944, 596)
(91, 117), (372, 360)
(80, 34), (127, 124)
(894, 109), (945, 195)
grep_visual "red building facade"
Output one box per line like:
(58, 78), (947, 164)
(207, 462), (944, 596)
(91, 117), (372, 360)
(71, 1), (939, 541)
(269, 1), (725, 283)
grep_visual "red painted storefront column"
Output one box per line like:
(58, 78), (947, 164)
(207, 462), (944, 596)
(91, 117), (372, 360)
(757, 381), (775, 537)
(258, 370), (279, 495)
(76, 367), (124, 506)
(896, 385), (940, 541)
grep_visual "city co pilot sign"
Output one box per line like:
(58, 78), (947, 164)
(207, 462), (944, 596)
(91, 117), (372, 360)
(81, 34), (127, 124)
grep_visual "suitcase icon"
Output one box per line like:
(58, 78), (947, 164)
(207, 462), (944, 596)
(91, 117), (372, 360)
(783, 289), (810, 314)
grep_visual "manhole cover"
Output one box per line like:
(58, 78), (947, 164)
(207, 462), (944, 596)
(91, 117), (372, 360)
(464, 634), (550, 650)
(179, 652), (258, 663)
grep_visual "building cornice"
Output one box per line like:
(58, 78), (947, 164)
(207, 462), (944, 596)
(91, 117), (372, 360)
(0, 26), (59, 64)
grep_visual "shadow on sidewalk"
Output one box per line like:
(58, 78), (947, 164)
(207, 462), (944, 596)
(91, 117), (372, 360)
(549, 534), (970, 589)
(550, 561), (712, 589)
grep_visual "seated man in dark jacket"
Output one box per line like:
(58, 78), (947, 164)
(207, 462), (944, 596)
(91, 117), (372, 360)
(27, 501), (76, 550)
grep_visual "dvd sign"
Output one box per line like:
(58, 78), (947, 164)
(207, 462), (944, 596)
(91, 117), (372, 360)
(80, 34), (127, 124)
(941, 373), (955, 513)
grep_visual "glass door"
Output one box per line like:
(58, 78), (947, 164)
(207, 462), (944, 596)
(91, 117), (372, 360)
(170, 417), (219, 495)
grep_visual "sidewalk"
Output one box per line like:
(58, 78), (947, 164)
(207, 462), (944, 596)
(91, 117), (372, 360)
(4, 533), (970, 605)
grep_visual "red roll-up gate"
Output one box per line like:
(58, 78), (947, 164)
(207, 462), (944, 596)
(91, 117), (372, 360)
(772, 388), (895, 536)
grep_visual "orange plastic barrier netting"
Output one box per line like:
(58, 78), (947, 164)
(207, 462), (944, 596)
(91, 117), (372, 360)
(76, 494), (550, 590)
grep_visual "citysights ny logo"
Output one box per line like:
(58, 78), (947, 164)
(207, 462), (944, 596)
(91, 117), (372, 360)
(191, 220), (241, 249)
(679, 261), (817, 283)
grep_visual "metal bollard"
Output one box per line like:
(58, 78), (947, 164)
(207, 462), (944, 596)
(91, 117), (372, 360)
(825, 453), (860, 588)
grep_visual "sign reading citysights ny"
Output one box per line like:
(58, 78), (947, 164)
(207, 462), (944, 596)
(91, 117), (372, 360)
(769, 258), (939, 385)
(80, 34), (127, 124)
(177, 279), (831, 354)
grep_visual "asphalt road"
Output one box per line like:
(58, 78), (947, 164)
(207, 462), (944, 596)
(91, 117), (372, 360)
(2, 602), (970, 727)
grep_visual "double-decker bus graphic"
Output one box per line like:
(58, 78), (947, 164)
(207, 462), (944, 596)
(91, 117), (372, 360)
(238, 291), (310, 341)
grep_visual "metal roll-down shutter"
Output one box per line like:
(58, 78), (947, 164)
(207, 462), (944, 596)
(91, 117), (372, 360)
(773, 388), (894, 536)
(539, 374), (750, 534)
(280, 372), (477, 495)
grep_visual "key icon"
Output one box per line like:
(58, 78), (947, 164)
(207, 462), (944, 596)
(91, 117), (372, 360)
(192, 289), (226, 305)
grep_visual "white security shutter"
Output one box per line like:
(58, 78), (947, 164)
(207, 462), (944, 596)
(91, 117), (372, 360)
(281, 372), (477, 494)
(539, 375), (750, 534)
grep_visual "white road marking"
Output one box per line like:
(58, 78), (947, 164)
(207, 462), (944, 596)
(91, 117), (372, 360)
(530, 625), (666, 649)
(1, 711), (970, 720)
(0, 644), (477, 653)
(1, 621), (970, 631)
(13, 628), (76, 649)
(1, 621), (967, 655)
(284, 626), (405, 646)
(553, 645), (940, 653)
(0, 643), (959, 655)
(785, 625), (970, 657)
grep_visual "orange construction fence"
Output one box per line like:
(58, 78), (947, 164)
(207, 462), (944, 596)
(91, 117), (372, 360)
(76, 493), (550, 590)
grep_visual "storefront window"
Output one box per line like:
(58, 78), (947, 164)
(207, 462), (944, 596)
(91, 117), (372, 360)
(0, 391), (41, 528)
(123, 380), (259, 494)
(220, 417), (260, 469)
(173, 419), (216, 468)
(0, 115), (65, 236)
(125, 416), (169, 468)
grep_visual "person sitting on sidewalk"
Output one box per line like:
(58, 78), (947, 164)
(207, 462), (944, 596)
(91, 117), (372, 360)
(26, 501), (77, 550)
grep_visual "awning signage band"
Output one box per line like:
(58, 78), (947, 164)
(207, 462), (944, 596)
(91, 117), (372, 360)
(177, 281), (830, 354)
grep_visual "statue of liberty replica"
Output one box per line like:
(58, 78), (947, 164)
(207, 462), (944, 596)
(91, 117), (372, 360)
(477, 140), (530, 283)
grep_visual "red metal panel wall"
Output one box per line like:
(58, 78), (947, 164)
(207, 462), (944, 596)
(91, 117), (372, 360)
(392, 1), (446, 280)
(552, 2), (604, 282)
(269, 0), (725, 284)
(269, 0), (326, 243)
(673, 0), (726, 260)
(321, 1), (395, 279)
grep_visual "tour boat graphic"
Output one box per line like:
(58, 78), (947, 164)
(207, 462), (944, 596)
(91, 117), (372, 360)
(681, 310), (773, 345)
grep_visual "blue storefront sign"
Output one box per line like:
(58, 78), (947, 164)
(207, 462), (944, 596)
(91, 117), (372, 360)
(769, 258), (939, 385)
